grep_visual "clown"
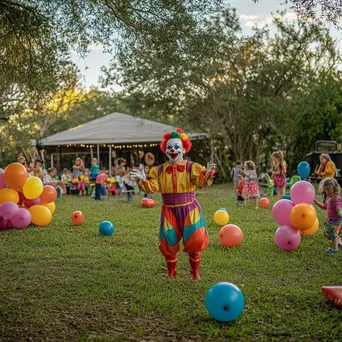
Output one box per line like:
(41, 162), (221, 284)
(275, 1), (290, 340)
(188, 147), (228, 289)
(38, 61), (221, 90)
(131, 128), (215, 280)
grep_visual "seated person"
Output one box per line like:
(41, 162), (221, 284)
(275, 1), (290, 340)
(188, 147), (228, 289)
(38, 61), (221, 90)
(45, 167), (67, 196)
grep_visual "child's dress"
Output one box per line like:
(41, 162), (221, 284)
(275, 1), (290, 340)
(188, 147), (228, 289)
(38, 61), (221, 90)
(242, 170), (259, 199)
(78, 175), (86, 191)
(273, 162), (286, 187)
(316, 197), (342, 240)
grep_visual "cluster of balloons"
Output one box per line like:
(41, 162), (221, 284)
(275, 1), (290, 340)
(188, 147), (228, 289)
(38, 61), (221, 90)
(214, 208), (243, 247)
(272, 181), (318, 251)
(0, 163), (57, 230)
(206, 282), (244, 322)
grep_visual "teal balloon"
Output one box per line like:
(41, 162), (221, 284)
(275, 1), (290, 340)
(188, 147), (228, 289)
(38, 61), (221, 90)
(218, 208), (228, 212)
(99, 221), (114, 235)
(205, 282), (244, 322)
(297, 161), (310, 179)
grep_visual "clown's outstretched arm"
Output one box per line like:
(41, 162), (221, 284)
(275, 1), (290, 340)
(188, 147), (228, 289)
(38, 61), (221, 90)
(191, 162), (216, 189)
(131, 165), (160, 194)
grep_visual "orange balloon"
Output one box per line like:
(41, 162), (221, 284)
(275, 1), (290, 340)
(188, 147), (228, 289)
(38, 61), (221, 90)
(4, 163), (27, 190)
(260, 197), (270, 208)
(290, 203), (316, 231)
(302, 218), (319, 237)
(44, 202), (56, 214)
(0, 188), (19, 204)
(29, 205), (52, 226)
(40, 185), (57, 204)
(219, 224), (243, 247)
(71, 211), (85, 226)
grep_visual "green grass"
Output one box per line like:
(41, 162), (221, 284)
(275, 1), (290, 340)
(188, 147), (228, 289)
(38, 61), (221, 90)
(0, 185), (341, 341)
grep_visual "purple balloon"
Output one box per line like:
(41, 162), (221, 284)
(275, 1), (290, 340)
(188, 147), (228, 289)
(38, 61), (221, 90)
(274, 225), (301, 251)
(0, 215), (7, 230)
(0, 202), (19, 220)
(272, 199), (295, 225)
(290, 181), (315, 205)
(0, 168), (5, 189)
(10, 208), (32, 229)
(24, 197), (41, 208)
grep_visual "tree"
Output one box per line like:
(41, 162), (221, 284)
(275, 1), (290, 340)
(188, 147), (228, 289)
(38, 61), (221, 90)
(253, 0), (342, 26)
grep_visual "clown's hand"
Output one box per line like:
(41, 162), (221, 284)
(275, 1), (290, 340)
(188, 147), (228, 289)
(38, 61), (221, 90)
(130, 164), (146, 181)
(205, 162), (216, 180)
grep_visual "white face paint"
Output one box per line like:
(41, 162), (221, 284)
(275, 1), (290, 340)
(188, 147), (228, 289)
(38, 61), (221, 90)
(165, 138), (185, 164)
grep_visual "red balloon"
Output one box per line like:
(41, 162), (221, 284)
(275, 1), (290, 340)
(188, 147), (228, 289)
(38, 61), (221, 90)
(40, 185), (57, 204)
(321, 286), (342, 308)
(71, 211), (85, 226)
(219, 224), (243, 247)
(141, 198), (157, 208)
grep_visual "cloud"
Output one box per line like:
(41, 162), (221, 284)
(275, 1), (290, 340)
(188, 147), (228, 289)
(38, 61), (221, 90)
(240, 12), (297, 28)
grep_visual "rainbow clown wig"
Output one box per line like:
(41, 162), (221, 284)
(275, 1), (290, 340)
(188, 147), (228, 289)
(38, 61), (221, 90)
(160, 128), (192, 153)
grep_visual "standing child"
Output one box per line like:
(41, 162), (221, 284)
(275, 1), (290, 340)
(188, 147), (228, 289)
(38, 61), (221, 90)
(90, 158), (99, 180)
(231, 161), (242, 193)
(72, 157), (84, 179)
(236, 178), (245, 207)
(272, 151), (287, 200)
(314, 178), (342, 254)
(242, 161), (259, 208)
(78, 170), (87, 196)
(95, 169), (108, 200)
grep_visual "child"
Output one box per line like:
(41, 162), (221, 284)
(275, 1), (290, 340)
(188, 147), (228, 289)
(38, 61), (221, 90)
(272, 151), (287, 200)
(231, 161), (242, 193)
(316, 154), (337, 202)
(61, 168), (71, 195)
(241, 161), (259, 208)
(78, 170), (87, 196)
(314, 178), (342, 254)
(46, 167), (66, 196)
(90, 158), (99, 180)
(95, 169), (108, 200)
(72, 157), (84, 179)
(31, 159), (43, 180)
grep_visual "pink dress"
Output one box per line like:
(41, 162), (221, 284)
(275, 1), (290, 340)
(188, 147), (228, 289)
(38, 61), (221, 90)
(242, 170), (259, 199)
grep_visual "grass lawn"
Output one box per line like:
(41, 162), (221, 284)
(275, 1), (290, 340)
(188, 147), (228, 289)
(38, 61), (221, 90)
(0, 184), (341, 341)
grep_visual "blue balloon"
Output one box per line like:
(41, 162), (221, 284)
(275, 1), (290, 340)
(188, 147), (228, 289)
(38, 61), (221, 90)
(99, 221), (114, 236)
(218, 208), (228, 212)
(297, 161), (310, 179)
(205, 282), (244, 322)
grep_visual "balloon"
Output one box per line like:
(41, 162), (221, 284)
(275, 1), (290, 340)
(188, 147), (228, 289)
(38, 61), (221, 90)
(6, 220), (15, 228)
(0, 202), (19, 220)
(321, 286), (342, 308)
(141, 198), (157, 208)
(71, 211), (85, 225)
(219, 224), (243, 247)
(290, 181), (315, 205)
(302, 218), (319, 237)
(10, 208), (31, 229)
(23, 176), (43, 200)
(274, 225), (301, 251)
(297, 161), (311, 180)
(3, 163), (27, 190)
(290, 203), (316, 231)
(0, 168), (6, 189)
(0, 188), (20, 204)
(40, 185), (57, 204)
(99, 221), (114, 235)
(272, 199), (294, 225)
(214, 210), (230, 226)
(45, 202), (56, 214)
(0, 215), (7, 230)
(17, 190), (25, 206)
(205, 282), (245, 322)
(259, 197), (270, 208)
(24, 197), (41, 209)
(29, 205), (52, 226)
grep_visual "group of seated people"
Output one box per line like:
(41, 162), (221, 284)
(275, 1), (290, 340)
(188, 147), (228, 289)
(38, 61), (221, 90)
(17, 155), (149, 201)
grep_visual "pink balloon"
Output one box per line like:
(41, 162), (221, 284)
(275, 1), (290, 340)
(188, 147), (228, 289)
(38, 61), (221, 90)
(0, 168), (5, 189)
(290, 181), (315, 204)
(24, 197), (41, 208)
(0, 202), (19, 220)
(6, 220), (14, 228)
(274, 225), (301, 251)
(272, 199), (295, 225)
(0, 215), (7, 230)
(10, 208), (32, 229)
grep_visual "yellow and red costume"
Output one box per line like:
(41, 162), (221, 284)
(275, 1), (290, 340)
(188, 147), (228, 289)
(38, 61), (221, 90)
(140, 128), (214, 279)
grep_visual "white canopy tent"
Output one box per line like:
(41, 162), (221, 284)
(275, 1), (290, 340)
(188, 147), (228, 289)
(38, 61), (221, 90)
(40, 113), (209, 175)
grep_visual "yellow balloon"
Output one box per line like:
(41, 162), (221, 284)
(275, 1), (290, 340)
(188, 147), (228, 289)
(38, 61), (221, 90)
(302, 218), (319, 237)
(29, 205), (52, 226)
(44, 202), (56, 214)
(0, 188), (19, 204)
(23, 176), (43, 200)
(214, 210), (230, 226)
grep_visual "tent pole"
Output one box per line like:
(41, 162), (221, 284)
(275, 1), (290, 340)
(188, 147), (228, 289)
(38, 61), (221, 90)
(109, 145), (112, 176)
(210, 139), (214, 163)
(51, 153), (54, 168)
(97, 144), (100, 164)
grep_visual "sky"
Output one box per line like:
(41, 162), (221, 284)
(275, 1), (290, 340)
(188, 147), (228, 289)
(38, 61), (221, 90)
(71, 0), (341, 90)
